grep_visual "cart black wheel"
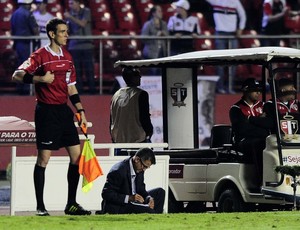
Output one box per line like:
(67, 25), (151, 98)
(168, 190), (184, 213)
(185, 201), (206, 213)
(217, 189), (245, 213)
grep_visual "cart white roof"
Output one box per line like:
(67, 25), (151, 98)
(114, 47), (300, 68)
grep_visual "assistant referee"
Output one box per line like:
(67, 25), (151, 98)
(12, 18), (91, 216)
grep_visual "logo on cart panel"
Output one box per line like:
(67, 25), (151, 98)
(171, 83), (187, 107)
(280, 114), (298, 140)
(169, 164), (184, 178)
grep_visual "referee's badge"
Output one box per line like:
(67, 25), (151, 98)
(21, 58), (31, 69)
(66, 71), (71, 83)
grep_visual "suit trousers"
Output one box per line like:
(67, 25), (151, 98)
(118, 187), (165, 214)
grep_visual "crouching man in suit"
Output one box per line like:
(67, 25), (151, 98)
(101, 148), (165, 214)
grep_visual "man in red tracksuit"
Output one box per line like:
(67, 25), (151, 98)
(230, 78), (272, 186)
(264, 78), (300, 134)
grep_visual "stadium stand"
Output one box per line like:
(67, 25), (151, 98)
(47, 2), (64, 18)
(0, 0), (298, 94)
(118, 30), (142, 60)
(91, 0), (117, 32)
(135, 0), (154, 25)
(0, 0), (14, 32)
(160, 2), (176, 22)
(239, 30), (260, 49)
(112, 0), (141, 32)
(0, 30), (16, 94)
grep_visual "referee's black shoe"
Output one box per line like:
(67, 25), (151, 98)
(36, 208), (50, 216)
(64, 203), (91, 215)
(95, 210), (104, 215)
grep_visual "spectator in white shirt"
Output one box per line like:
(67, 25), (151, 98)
(206, 0), (246, 94)
(167, 0), (201, 55)
(33, 0), (54, 48)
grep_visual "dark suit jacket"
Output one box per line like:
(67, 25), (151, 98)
(101, 157), (150, 214)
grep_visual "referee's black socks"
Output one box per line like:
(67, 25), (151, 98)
(34, 164), (46, 210)
(67, 163), (80, 205)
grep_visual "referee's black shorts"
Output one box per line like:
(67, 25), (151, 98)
(35, 102), (80, 150)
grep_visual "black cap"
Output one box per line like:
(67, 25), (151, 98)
(276, 78), (294, 89)
(276, 78), (296, 97)
(241, 78), (262, 92)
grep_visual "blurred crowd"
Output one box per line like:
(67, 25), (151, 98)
(0, 0), (300, 94)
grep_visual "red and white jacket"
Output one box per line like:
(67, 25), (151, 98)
(206, 0), (246, 32)
(19, 45), (76, 105)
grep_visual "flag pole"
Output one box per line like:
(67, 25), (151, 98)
(75, 112), (103, 192)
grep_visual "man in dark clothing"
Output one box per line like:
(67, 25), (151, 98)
(11, 0), (39, 95)
(230, 78), (271, 186)
(64, 0), (96, 94)
(110, 67), (153, 145)
(261, 0), (289, 46)
(101, 148), (165, 214)
(264, 78), (300, 135)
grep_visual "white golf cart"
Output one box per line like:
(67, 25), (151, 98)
(115, 47), (300, 212)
